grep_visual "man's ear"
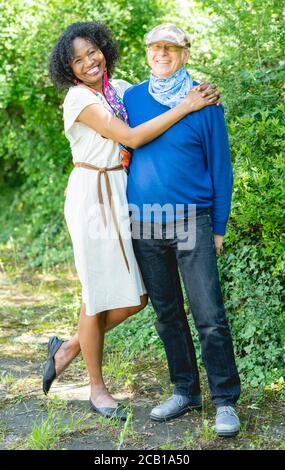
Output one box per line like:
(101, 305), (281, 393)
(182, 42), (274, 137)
(183, 49), (190, 65)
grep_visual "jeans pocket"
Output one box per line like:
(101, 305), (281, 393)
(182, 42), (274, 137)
(195, 216), (216, 254)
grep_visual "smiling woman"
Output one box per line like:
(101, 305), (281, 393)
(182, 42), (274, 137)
(48, 22), (119, 91)
(44, 21), (219, 421)
(71, 40), (106, 86)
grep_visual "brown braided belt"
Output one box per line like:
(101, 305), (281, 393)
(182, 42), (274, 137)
(74, 162), (130, 273)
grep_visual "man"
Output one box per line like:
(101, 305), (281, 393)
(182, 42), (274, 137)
(124, 23), (241, 437)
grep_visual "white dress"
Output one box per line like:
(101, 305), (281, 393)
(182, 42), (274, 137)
(63, 80), (146, 316)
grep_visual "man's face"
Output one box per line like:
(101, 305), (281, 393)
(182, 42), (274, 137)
(146, 41), (189, 78)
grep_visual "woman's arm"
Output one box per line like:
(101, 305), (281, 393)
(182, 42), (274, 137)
(77, 86), (218, 149)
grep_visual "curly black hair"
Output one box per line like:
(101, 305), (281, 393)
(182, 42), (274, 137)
(48, 21), (119, 90)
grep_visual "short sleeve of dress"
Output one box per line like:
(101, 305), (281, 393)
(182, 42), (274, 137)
(111, 79), (132, 99)
(63, 86), (102, 135)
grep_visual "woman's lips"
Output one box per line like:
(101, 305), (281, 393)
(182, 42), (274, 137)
(86, 65), (100, 76)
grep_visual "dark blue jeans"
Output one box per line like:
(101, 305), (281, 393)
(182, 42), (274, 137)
(132, 210), (241, 407)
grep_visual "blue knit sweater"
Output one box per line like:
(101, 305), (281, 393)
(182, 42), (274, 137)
(124, 80), (233, 235)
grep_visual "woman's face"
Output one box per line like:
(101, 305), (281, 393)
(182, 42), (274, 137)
(70, 37), (106, 89)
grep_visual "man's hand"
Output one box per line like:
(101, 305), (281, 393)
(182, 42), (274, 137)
(214, 234), (224, 256)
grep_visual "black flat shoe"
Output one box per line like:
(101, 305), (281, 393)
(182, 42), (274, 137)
(42, 336), (64, 395)
(89, 398), (128, 421)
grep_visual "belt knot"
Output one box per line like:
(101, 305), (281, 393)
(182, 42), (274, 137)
(99, 167), (107, 174)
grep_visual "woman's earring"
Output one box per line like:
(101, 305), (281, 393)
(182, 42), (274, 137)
(103, 69), (109, 90)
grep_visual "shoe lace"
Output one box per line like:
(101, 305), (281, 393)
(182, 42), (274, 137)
(160, 395), (183, 406)
(217, 406), (238, 417)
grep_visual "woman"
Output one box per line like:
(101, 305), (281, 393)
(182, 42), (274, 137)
(43, 21), (220, 420)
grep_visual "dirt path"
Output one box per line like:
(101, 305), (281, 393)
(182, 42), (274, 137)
(0, 267), (284, 450)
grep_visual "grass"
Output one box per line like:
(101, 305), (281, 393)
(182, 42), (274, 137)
(40, 395), (69, 413)
(27, 409), (66, 450)
(27, 407), (89, 450)
(0, 372), (15, 386)
(181, 430), (196, 449)
(0, 252), (284, 450)
(160, 441), (177, 450)
(200, 419), (216, 442)
(0, 421), (7, 443)
(8, 377), (41, 396)
(103, 353), (136, 388)
(116, 406), (134, 450)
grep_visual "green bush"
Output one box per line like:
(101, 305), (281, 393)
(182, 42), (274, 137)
(228, 105), (285, 261)
(220, 246), (283, 387)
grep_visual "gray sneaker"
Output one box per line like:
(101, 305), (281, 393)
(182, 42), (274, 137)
(215, 406), (240, 437)
(150, 394), (202, 422)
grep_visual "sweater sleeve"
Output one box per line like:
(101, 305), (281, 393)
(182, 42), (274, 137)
(199, 105), (233, 235)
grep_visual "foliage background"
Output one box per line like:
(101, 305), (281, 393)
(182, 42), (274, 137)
(0, 0), (284, 388)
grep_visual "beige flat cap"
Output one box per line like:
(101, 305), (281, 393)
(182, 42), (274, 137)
(145, 23), (191, 47)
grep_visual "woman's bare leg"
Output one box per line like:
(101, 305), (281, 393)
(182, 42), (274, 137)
(105, 293), (148, 331)
(54, 294), (148, 378)
(78, 308), (117, 407)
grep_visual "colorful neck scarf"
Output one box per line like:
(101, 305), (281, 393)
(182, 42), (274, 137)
(75, 71), (131, 172)
(102, 70), (129, 124)
(148, 66), (193, 108)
